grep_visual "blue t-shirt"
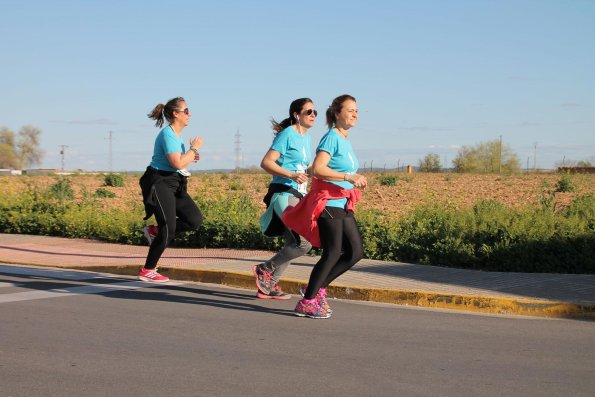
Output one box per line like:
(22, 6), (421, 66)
(269, 126), (312, 189)
(149, 125), (186, 172)
(316, 128), (359, 208)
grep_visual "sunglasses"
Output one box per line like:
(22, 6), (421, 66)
(177, 108), (190, 115)
(304, 109), (318, 117)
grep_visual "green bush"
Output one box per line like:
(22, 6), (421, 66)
(0, 181), (593, 274)
(104, 173), (124, 187)
(94, 188), (116, 198)
(377, 174), (397, 186)
(555, 175), (575, 193)
(48, 178), (74, 201)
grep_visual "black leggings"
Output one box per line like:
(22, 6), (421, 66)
(304, 207), (364, 299)
(144, 178), (203, 269)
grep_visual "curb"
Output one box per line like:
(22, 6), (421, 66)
(28, 263), (594, 320)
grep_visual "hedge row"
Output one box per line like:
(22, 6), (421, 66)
(0, 179), (593, 273)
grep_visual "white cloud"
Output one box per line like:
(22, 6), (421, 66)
(50, 119), (118, 125)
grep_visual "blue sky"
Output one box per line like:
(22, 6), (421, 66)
(1, 0), (593, 171)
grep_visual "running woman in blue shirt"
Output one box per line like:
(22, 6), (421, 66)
(253, 98), (315, 299)
(139, 97), (204, 282)
(295, 94), (367, 318)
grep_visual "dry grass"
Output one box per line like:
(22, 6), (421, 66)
(2, 172), (593, 218)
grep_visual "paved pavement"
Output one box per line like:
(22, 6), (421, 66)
(1, 233), (594, 319)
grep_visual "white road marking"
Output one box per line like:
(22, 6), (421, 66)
(0, 264), (183, 304)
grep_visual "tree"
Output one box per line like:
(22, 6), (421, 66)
(0, 126), (44, 169)
(17, 126), (44, 168)
(555, 157), (594, 168)
(418, 153), (441, 172)
(0, 128), (18, 169)
(452, 139), (520, 173)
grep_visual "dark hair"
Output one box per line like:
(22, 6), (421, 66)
(326, 94), (356, 130)
(147, 97), (186, 128)
(270, 98), (313, 134)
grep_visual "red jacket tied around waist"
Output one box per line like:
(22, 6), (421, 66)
(281, 178), (362, 247)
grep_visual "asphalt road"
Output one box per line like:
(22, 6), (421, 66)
(1, 265), (594, 397)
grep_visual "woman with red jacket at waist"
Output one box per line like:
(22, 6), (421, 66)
(283, 94), (367, 319)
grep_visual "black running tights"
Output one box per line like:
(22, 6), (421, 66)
(304, 208), (364, 300)
(144, 180), (203, 269)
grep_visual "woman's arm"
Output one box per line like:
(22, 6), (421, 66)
(312, 151), (367, 188)
(260, 148), (307, 184)
(166, 136), (203, 170)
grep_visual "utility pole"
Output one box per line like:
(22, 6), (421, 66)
(533, 142), (538, 172)
(108, 131), (113, 172)
(499, 135), (502, 174)
(234, 129), (241, 172)
(59, 145), (69, 170)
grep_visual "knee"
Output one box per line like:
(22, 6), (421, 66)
(347, 243), (364, 265)
(188, 214), (203, 230)
(351, 248), (364, 264)
(299, 239), (312, 254)
(322, 246), (343, 264)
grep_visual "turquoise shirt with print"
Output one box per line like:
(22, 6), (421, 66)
(316, 129), (359, 208)
(269, 126), (312, 190)
(149, 125), (186, 172)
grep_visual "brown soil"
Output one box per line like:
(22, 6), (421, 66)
(2, 172), (593, 218)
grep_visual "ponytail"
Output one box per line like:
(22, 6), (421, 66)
(147, 104), (166, 128)
(270, 97), (313, 134)
(270, 117), (294, 134)
(147, 97), (185, 129)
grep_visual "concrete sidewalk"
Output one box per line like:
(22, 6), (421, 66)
(1, 233), (594, 319)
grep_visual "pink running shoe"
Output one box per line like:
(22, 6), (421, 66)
(317, 288), (332, 314)
(143, 225), (158, 245)
(138, 267), (169, 283)
(294, 298), (330, 319)
(299, 285), (332, 314)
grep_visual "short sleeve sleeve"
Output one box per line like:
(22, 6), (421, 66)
(316, 132), (338, 156)
(162, 129), (183, 155)
(270, 130), (290, 154)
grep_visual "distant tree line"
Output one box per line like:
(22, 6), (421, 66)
(555, 157), (593, 168)
(418, 139), (521, 173)
(0, 126), (44, 169)
(419, 140), (593, 174)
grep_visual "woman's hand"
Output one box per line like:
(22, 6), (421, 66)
(189, 136), (203, 162)
(291, 172), (309, 184)
(189, 136), (203, 150)
(347, 173), (367, 189)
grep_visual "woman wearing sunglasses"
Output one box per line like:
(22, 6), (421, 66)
(138, 97), (204, 282)
(253, 98), (316, 299)
(283, 94), (366, 318)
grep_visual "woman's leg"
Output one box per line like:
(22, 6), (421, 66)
(303, 215), (344, 300)
(256, 195), (312, 290)
(321, 215), (364, 287)
(264, 227), (312, 284)
(174, 192), (203, 234)
(144, 183), (178, 269)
